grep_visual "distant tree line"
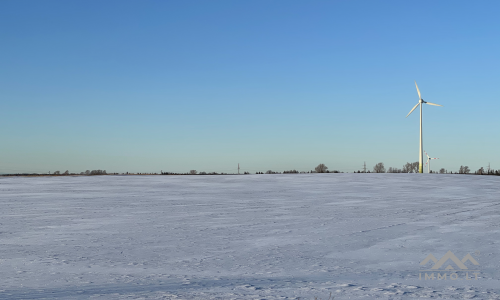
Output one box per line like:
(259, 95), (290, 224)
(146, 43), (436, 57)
(347, 162), (500, 175)
(50, 170), (109, 176)
(161, 171), (229, 175)
(5, 163), (498, 177)
(82, 170), (107, 175)
(49, 170), (104, 175)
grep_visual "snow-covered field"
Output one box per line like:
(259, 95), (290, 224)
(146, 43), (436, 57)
(1, 174), (499, 299)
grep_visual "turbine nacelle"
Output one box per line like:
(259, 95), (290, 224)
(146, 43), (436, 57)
(406, 82), (443, 118)
(424, 151), (439, 173)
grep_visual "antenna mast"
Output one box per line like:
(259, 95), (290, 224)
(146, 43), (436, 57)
(363, 161), (366, 173)
(238, 163), (240, 175)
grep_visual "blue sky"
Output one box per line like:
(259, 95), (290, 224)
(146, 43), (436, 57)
(1, 1), (499, 174)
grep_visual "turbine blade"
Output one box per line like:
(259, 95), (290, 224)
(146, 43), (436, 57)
(406, 103), (420, 118)
(415, 81), (422, 100)
(426, 102), (443, 107)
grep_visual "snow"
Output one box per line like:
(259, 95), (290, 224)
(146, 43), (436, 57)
(1, 174), (499, 299)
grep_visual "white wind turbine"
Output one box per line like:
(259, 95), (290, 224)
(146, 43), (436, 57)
(406, 81), (443, 173)
(424, 151), (439, 173)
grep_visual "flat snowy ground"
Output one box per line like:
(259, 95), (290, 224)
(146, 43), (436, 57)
(1, 174), (499, 299)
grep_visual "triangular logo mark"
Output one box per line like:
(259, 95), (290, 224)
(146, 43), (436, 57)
(461, 253), (479, 266)
(431, 251), (468, 270)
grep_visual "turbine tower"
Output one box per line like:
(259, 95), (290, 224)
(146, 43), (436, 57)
(406, 81), (443, 173)
(424, 151), (439, 173)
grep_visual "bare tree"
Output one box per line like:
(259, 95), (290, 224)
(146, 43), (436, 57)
(189, 170), (197, 175)
(410, 162), (419, 173)
(459, 165), (470, 174)
(265, 170), (274, 174)
(53, 171), (60, 175)
(315, 164), (328, 173)
(439, 168), (445, 174)
(402, 162), (419, 173)
(63, 170), (69, 175)
(88, 170), (106, 175)
(373, 162), (386, 173)
(387, 167), (402, 173)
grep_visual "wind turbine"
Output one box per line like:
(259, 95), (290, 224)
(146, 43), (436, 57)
(424, 151), (439, 173)
(406, 81), (443, 173)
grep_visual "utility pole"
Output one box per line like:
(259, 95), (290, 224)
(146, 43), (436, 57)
(238, 163), (240, 175)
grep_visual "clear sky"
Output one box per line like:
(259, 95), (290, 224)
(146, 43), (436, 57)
(1, 1), (499, 174)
